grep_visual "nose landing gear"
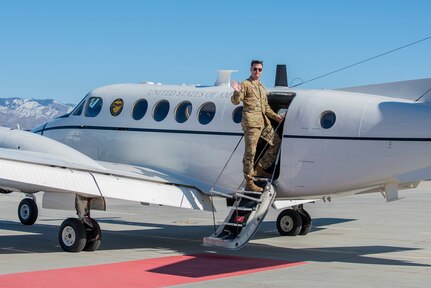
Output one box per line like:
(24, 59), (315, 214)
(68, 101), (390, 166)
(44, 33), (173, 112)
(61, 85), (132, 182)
(276, 205), (312, 236)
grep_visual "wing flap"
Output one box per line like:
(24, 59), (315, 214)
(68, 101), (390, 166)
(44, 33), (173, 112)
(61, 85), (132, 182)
(93, 173), (211, 210)
(0, 149), (213, 211)
(0, 158), (101, 196)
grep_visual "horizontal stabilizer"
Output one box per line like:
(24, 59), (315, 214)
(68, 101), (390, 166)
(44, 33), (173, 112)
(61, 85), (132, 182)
(338, 78), (431, 102)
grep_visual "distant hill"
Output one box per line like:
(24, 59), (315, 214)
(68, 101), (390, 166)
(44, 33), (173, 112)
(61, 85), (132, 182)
(0, 98), (75, 130)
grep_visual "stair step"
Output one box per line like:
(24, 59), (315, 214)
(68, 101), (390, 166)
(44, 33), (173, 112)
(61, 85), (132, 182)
(237, 188), (263, 194)
(235, 193), (262, 202)
(222, 222), (245, 227)
(203, 183), (276, 250)
(253, 177), (270, 181)
(230, 206), (254, 211)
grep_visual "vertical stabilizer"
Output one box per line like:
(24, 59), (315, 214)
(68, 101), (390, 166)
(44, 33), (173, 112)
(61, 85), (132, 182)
(214, 70), (238, 87)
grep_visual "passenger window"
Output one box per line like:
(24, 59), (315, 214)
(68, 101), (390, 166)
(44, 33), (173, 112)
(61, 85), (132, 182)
(175, 101), (192, 123)
(132, 99), (148, 120)
(233, 106), (243, 123)
(72, 99), (85, 116)
(198, 102), (216, 125)
(110, 98), (124, 116)
(153, 100), (170, 122)
(85, 97), (103, 117)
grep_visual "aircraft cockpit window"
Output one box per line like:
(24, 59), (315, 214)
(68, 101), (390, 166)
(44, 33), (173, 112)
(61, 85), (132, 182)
(85, 97), (103, 117)
(198, 102), (216, 125)
(320, 110), (336, 129)
(153, 100), (170, 122)
(232, 106), (243, 123)
(110, 98), (124, 116)
(72, 99), (85, 116)
(132, 99), (148, 120)
(175, 101), (192, 123)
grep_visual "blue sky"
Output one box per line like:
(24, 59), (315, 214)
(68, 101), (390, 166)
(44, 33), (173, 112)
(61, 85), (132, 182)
(1, 0), (430, 104)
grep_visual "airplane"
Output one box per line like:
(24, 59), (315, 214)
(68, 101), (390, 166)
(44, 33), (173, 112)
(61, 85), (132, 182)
(1, 65), (431, 252)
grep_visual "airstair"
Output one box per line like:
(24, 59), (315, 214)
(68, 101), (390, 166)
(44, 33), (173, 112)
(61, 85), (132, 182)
(203, 180), (276, 249)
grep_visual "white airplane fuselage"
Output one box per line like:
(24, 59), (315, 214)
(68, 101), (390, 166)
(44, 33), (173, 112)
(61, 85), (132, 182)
(32, 82), (431, 199)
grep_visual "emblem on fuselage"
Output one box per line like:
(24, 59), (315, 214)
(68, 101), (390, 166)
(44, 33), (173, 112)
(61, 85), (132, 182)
(110, 98), (124, 116)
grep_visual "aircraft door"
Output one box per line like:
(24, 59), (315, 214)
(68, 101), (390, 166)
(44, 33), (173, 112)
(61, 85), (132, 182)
(260, 92), (295, 180)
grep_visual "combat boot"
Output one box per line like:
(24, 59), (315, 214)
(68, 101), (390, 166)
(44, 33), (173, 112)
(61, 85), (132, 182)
(245, 179), (263, 192)
(255, 164), (271, 178)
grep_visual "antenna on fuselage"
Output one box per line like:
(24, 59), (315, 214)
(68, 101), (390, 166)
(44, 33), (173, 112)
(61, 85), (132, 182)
(214, 70), (238, 87)
(274, 64), (288, 87)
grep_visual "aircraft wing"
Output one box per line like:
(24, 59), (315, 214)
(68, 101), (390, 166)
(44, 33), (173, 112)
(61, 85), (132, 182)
(0, 129), (213, 211)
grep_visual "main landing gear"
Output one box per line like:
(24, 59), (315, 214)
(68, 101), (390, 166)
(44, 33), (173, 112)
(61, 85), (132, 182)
(276, 205), (312, 236)
(58, 195), (102, 252)
(18, 195), (38, 225)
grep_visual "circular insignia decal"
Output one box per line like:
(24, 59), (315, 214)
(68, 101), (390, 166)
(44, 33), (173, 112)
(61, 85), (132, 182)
(110, 98), (124, 116)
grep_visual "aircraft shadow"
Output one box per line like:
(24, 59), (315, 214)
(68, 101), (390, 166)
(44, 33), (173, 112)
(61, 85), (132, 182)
(0, 219), (429, 268)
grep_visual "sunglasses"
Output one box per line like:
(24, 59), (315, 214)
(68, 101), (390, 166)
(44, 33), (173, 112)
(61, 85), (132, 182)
(253, 68), (262, 72)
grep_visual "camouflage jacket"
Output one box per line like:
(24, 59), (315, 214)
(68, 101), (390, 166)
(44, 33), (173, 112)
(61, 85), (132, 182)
(231, 77), (278, 128)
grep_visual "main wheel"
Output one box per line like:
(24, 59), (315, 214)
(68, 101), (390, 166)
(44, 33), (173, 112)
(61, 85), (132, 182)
(18, 198), (38, 225)
(276, 209), (303, 236)
(59, 218), (87, 252)
(298, 210), (312, 235)
(84, 218), (102, 251)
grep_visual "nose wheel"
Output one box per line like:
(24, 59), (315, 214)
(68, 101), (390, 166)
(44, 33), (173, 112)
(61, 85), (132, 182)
(276, 207), (312, 236)
(18, 197), (38, 225)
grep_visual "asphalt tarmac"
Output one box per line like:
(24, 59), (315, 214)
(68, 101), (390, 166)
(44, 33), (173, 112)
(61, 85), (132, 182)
(0, 181), (430, 287)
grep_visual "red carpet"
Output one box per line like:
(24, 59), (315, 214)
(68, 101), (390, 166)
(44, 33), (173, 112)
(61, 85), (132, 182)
(0, 253), (305, 288)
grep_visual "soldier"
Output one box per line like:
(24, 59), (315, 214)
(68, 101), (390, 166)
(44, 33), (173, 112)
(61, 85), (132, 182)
(231, 60), (283, 192)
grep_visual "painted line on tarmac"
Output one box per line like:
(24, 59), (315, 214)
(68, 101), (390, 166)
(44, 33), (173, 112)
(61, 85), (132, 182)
(0, 253), (307, 288)
(372, 254), (431, 261)
(0, 229), (42, 236)
(1, 247), (33, 253)
(104, 231), (203, 243)
(318, 226), (360, 231)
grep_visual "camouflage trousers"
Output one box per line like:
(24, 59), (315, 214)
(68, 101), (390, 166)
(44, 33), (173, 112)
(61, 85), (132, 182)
(243, 125), (281, 179)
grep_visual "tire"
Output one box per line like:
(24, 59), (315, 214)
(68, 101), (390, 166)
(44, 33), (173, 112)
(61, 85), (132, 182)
(59, 218), (87, 252)
(298, 210), (312, 235)
(84, 218), (102, 252)
(276, 209), (303, 236)
(18, 198), (38, 225)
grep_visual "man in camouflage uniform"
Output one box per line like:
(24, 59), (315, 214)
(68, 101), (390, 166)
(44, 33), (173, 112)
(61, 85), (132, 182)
(231, 60), (283, 192)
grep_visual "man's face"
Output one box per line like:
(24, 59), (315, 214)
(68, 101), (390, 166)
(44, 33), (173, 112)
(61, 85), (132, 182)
(250, 63), (263, 80)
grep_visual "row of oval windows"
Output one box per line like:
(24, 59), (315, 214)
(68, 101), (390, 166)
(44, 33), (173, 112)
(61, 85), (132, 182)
(74, 97), (244, 125)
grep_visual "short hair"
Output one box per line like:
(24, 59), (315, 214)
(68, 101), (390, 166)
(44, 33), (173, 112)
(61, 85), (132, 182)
(250, 60), (263, 67)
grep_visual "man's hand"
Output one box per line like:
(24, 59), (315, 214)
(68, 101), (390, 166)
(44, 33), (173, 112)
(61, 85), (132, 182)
(231, 80), (241, 92)
(275, 114), (284, 123)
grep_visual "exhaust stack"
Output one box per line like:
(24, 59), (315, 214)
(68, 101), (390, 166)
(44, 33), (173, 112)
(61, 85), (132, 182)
(274, 64), (288, 87)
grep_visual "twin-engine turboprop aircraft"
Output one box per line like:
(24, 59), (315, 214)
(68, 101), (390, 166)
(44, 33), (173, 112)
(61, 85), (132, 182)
(1, 66), (431, 252)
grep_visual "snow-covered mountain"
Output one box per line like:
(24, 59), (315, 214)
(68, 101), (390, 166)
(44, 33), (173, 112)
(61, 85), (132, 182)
(0, 98), (75, 130)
